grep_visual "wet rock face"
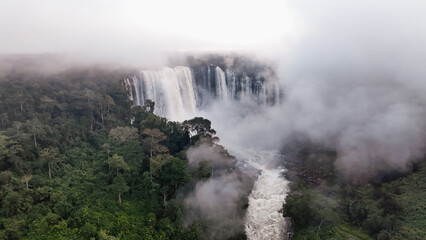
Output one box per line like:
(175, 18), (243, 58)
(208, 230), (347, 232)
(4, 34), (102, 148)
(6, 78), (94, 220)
(124, 54), (282, 120)
(188, 54), (281, 107)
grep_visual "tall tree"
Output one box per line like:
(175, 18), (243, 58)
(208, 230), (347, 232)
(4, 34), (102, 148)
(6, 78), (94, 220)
(40, 147), (62, 179)
(0, 113), (10, 129)
(143, 99), (155, 113)
(109, 126), (138, 144)
(142, 128), (168, 180)
(14, 90), (33, 113)
(0, 134), (24, 172)
(21, 174), (32, 190)
(111, 174), (129, 205)
(161, 157), (189, 189)
(13, 121), (22, 135)
(0, 135), (9, 164)
(26, 118), (46, 148)
(7, 143), (24, 172)
(107, 154), (130, 205)
(83, 88), (95, 105)
(107, 154), (129, 176)
(182, 117), (216, 137)
(160, 157), (190, 207)
(102, 143), (111, 161)
(39, 95), (57, 113)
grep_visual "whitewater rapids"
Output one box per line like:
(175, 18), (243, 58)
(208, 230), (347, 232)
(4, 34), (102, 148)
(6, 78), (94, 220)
(125, 64), (288, 238)
(231, 149), (289, 240)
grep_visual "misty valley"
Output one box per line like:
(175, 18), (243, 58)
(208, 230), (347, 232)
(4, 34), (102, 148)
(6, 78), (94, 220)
(0, 54), (424, 240)
(2, 0), (426, 239)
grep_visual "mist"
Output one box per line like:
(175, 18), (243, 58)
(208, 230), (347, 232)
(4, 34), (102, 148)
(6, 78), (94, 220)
(0, 0), (292, 67)
(2, 0), (426, 178)
(3, 1), (426, 239)
(199, 1), (426, 180)
(184, 142), (253, 239)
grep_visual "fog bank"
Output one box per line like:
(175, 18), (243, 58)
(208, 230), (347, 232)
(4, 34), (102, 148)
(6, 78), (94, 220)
(3, 0), (426, 179)
(203, 1), (426, 179)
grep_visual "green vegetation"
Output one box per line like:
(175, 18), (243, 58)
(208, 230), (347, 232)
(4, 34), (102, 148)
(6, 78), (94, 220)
(0, 66), (246, 239)
(283, 141), (426, 240)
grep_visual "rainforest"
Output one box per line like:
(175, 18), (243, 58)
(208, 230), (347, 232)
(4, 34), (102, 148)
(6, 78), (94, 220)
(1, 1), (426, 240)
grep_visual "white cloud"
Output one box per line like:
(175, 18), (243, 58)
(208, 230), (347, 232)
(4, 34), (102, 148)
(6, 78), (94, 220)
(0, 0), (301, 64)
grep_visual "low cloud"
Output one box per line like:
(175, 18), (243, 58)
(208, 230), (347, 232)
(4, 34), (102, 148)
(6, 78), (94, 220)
(202, 0), (426, 179)
(184, 143), (253, 239)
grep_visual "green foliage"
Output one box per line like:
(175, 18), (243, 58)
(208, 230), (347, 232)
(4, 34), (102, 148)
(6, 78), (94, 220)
(108, 154), (129, 175)
(0, 67), (206, 239)
(381, 161), (426, 239)
(182, 117), (217, 143)
(39, 147), (62, 179)
(160, 157), (191, 192)
(283, 142), (426, 239)
(143, 99), (155, 113)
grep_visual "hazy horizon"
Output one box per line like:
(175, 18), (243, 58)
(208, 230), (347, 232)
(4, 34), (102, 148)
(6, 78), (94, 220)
(3, 0), (426, 179)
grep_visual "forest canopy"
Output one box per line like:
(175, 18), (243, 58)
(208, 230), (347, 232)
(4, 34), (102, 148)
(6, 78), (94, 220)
(0, 64), (251, 240)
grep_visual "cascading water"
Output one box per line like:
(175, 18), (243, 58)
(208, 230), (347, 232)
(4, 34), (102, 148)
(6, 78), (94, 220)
(125, 64), (280, 121)
(230, 148), (289, 240)
(126, 66), (197, 121)
(124, 62), (288, 239)
(241, 74), (252, 99)
(226, 69), (237, 99)
(215, 66), (228, 100)
(174, 67), (198, 114)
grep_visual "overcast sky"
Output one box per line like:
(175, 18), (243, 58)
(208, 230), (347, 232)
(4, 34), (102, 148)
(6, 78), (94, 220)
(2, 0), (426, 178)
(2, 1), (425, 61)
(0, 0), (300, 65)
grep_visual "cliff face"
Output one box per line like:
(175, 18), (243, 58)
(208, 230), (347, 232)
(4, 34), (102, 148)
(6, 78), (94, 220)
(189, 54), (280, 107)
(124, 54), (282, 120)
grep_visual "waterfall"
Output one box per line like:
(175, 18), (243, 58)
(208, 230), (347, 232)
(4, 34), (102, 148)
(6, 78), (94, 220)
(175, 67), (198, 114)
(125, 64), (281, 120)
(242, 74), (252, 98)
(226, 69), (237, 99)
(207, 66), (212, 90)
(215, 66), (228, 100)
(124, 60), (287, 239)
(123, 78), (134, 102)
(130, 66), (197, 121)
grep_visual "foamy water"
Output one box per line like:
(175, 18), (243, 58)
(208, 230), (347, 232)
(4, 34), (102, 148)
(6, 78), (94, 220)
(229, 149), (289, 240)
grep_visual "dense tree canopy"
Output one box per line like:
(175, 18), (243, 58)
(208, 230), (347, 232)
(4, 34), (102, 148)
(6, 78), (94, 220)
(282, 142), (426, 240)
(0, 66), (248, 239)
